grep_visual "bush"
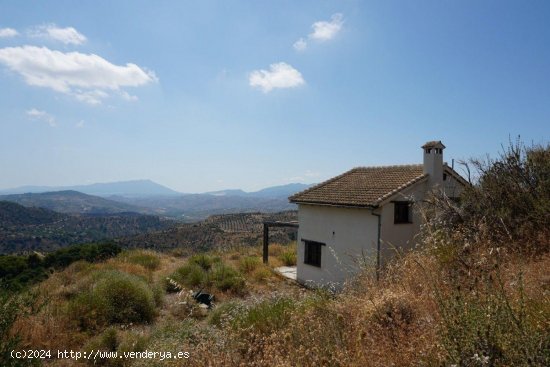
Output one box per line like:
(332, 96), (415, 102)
(210, 263), (245, 293)
(119, 250), (161, 271)
(0, 292), (38, 367)
(69, 271), (156, 329)
(268, 243), (286, 257)
(252, 267), (272, 282)
(279, 250), (297, 266)
(436, 274), (549, 366)
(233, 297), (296, 334)
(188, 254), (219, 271)
(428, 140), (550, 254)
(170, 263), (207, 289)
(84, 327), (148, 366)
(208, 302), (240, 328)
(238, 256), (260, 274)
(44, 242), (121, 269)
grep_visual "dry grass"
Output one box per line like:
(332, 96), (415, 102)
(173, 245), (549, 367)
(10, 234), (547, 367)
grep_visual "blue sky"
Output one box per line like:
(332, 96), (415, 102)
(0, 1), (548, 193)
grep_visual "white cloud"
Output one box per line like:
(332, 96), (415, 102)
(292, 13), (344, 51)
(29, 24), (86, 45)
(76, 120), (85, 128)
(293, 38), (307, 51)
(73, 89), (109, 105)
(120, 90), (138, 101)
(310, 13), (344, 41)
(0, 28), (18, 38)
(26, 108), (56, 127)
(249, 62), (304, 93)
(0, 46), (157, 104)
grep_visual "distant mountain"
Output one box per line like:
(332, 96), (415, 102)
(111, 194), (295, 221)
(0, 182), (314, 221)
(205, 183), (313, 199)
(205, 189), (248, 197)
(0, 180), (181, 197)
(0, 190), (146, 215)
(110, 183), (314, 221)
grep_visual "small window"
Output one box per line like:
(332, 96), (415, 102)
(443, 173), (448, 181)
(303, 239), (324, 267)
(394, 202), (412, 224)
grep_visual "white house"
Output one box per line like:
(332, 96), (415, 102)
(289, 141), (467, 287)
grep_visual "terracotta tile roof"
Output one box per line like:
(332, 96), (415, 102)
(289, 165), (427, 208)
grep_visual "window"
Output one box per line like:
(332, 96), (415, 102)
(443, 173), (448, 181)
(394, 202), (412, 224)
(303, 239), (324, 267)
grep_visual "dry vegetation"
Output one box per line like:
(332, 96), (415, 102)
(2, 243), (301, 367)
(2, 140), (549, 366)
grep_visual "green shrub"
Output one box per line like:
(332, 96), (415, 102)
(119, 250), (161, 271)
(233, 297), (296, 334)
(188, 254), (220, 271)
(69, 271), (156, 329)
(238, 256), (260, 274)
(436, 275), (549, 366)
(84, 327), (148, 366)
(171, 263), (207, 289)
(429, 140), (550, 254)
(0, 292), (39, 367)
(210, 263), (245, 293)
(252, 267), (272, 282)
(44, 242), (121, 269)
(208, 302), (240, 327)
(279, 250), (297, 266)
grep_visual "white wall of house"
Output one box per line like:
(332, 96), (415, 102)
(296, 204), (378, 287)
(295, 142), (466, 287)
(379, 171), (464, 264)
(295, 170), (465, 287)
(378, 182), (426, 263)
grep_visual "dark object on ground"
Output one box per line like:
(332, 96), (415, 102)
(193, 289), (214, 308)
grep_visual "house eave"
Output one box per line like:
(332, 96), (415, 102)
(290, 201), (379, 210)
(374, 174), (429, 207)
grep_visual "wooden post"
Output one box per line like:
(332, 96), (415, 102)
(263, 223), (269, 264)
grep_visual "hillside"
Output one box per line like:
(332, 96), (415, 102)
(0, 190), (146, 215)
(117, 211), (297, 254)
(206, 183), (313, 198)
(112, 194), (298, 221)
(0, 201), (64, 226)
(0, 201), (172, 254)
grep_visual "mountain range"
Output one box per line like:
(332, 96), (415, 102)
(0, 180), (312, 199)
(0, 180), (180, 197)
(0, 181), (314, 221)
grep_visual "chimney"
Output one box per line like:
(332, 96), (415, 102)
(422, 140), (445, 189)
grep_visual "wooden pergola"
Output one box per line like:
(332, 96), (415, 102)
(262, 220), (299, 264)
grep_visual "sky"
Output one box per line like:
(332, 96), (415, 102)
(0, 1), (549, 193)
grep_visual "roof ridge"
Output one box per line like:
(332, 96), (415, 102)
(350, 163), (422, 170)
